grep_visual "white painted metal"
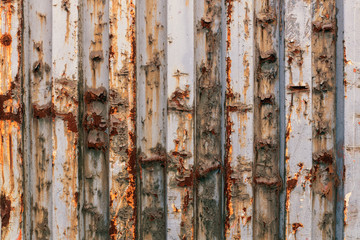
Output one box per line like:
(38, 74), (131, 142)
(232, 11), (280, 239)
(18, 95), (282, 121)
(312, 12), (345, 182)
(225, 0), (254, 239)
(343, 0), (360, 238)
(284, 0), (312, 239)
(0, 0), (23, 239)
(52, 0), (79, 238)
(166, 0), (195, 239)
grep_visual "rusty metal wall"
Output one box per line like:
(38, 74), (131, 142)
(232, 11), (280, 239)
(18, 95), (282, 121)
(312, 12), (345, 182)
(1, 0), (358, 239)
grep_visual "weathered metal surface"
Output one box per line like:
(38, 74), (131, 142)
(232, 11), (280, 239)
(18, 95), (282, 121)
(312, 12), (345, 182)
(253, 0), (281, 239)
(0, 0), (22, 239)
(311, 1), (337, 239)
(166, 0), (195, 239)
(283, 0), (312, 239)
(52, 0), (79, 238)
(225, 0), (254, 239)
(195, 0), (223, 239)
(28, 1), (53, 239)
(109, 0), (137, 239)
(136, 0), (167, 238)
(1, 1), (358, 240)
(81, 0), (110, 239)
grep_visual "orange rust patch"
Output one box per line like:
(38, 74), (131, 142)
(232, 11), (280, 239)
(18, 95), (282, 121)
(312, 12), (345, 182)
(0, 33), (12, 46)
(292, 222), (304, 234)
(1, 193), (11, 229)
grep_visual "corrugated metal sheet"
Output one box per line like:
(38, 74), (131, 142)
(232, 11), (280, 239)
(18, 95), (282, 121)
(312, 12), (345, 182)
(0, 0), (358, 239)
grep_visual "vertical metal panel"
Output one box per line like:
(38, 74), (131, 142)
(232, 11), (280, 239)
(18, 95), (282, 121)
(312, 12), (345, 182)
(283, 0), (312, 239)
(109, 0), (137, 239)
(225, 0), (254, 239)
(343, 0), (360, 238)
(311, 0), (337, 239)
(28, 1), (53, 239)
(136, 0), (167, 238)
(166, 0), (195, 239)
(194, 0), (223, 239)
(52, 0), (79, 238)
(253, 0), (281, 239)
(1, 1), (359, 240)
(0, 0), (22, 239)
(81, 0), (110, 238)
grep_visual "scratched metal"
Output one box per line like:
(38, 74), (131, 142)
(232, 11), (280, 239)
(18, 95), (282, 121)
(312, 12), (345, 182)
(1, 1), (358, 240)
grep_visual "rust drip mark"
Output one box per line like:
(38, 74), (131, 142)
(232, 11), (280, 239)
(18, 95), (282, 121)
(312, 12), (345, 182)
(0, 33), (12, 46)
(1, 193), (11, 229)
(292, 223), (304, 235)
(168, 86), (191, 112)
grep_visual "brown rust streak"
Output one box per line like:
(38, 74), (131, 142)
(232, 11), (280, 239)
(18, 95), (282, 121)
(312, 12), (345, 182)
(253, 1), (281, 239)
(224, 0), (233, 238)
(311, 1), (337, 239)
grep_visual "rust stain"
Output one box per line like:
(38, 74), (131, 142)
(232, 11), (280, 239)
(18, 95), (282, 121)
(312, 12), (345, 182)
(109, 0), (137, 238)
(224, 49), (233, 239)
(292, 222), (304, 235)
(0, 33), (12, 46)
(61, 0), (70, 42)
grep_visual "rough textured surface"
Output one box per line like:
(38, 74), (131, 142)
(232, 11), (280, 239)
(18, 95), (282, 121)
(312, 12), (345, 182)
(283, 0), (312, 239)
(137, 0), (167, 238)
(109, 0), (137, 239)
(166, 0), (195, 239)
(253, 0), (281, 239)
(0, 0), (23, 239)
(195, 0), (223, 239)
(225, 0), (254, 239)
(1, 1), (357, 239)
(81, 0), (110, 239)
(311, 1), (337, 239)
